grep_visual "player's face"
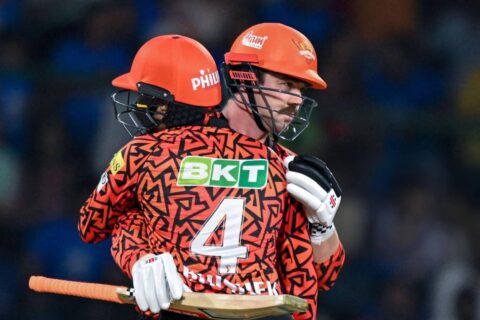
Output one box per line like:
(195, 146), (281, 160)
(254, 72), (306, 133)
(153, 104), (168, 130)
(152, 104), (167, 121)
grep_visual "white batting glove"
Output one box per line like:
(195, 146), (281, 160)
(132, 253), (184, 313)
(285, 155), (342, 244)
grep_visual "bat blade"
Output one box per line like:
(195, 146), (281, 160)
(30, 276), (307, 319)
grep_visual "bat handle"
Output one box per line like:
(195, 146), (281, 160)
(29, 276), (135, 305)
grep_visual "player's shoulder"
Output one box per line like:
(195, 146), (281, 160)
(127, 134), (159, 146)
(275, 143), (298, 159)
(164, 125), (259, 145)
(120, 134), (160, 154)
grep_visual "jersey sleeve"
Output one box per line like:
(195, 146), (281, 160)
(275, 143), (346, 292)
(314, 242), (346, 291)
(111, 210), (151, 278)
(277, 197), (319, 320)
(78, 136), (158, 243)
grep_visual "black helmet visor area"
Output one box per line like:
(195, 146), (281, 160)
(111, 83), (173, 137)
(222, 63), (318, 141)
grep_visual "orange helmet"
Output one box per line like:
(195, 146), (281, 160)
(225, 23), (326, 89)
(222, 23), (323, 141)
(113, 35), (221, 107)
(112, 35), (222, 136)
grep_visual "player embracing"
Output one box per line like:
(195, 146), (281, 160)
(80, 24), (345, 320)
(219, 22), (345, 318)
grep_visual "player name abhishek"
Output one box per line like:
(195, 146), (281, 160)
(183, 265), (279, 296)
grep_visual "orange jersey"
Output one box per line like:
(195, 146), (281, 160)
(80, 124), (344, 319)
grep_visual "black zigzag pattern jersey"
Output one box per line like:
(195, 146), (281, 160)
(80, 125), (345, 320)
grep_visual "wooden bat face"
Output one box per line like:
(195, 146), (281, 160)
(117, 288), (306, 319)
(30, 276), (307, 319)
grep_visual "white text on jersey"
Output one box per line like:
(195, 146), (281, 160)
(183, 266), (279, 295)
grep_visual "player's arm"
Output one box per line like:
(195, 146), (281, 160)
(111, 210), (152, 278)
(78, 136), (158, 243)
(277, 197), (319, 320)
(111, 209), (185, 314)
(285, 155), (346, 291)
(312, 237), (345, 291)
(312, 230), (340, 261)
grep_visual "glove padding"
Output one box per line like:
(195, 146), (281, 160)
(285, 155), (342, 244)
(132, 253), (184, 313)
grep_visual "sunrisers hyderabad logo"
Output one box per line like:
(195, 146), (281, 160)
(292, 39), (316, 64)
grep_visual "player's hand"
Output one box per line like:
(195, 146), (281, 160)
(132, 253), (184, 313)
(284, 155), (342, 244)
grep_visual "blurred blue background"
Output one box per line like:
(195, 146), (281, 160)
(1, 0), (479, 319)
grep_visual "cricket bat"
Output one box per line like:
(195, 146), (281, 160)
(29, 276), (308, 319)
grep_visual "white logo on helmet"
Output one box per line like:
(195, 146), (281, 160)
(299, 50), (315, 63)
(292, 39), (316, 64)
(242, 31), (268, 49)
(191, 69), (220, 91)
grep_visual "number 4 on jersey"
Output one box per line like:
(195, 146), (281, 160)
(191, 198), (248, 274)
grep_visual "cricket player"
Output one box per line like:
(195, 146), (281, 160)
(80, 24), (345, 320)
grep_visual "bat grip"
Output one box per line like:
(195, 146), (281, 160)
(29, 276), (134, 305)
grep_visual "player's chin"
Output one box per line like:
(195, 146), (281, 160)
(274, 122), (289, 133)
(278, 115), (293, 126)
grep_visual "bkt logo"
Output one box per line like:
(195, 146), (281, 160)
(177, 156), (268, 189)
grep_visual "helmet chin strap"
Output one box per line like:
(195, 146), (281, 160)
(245, 87), (268, 133)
